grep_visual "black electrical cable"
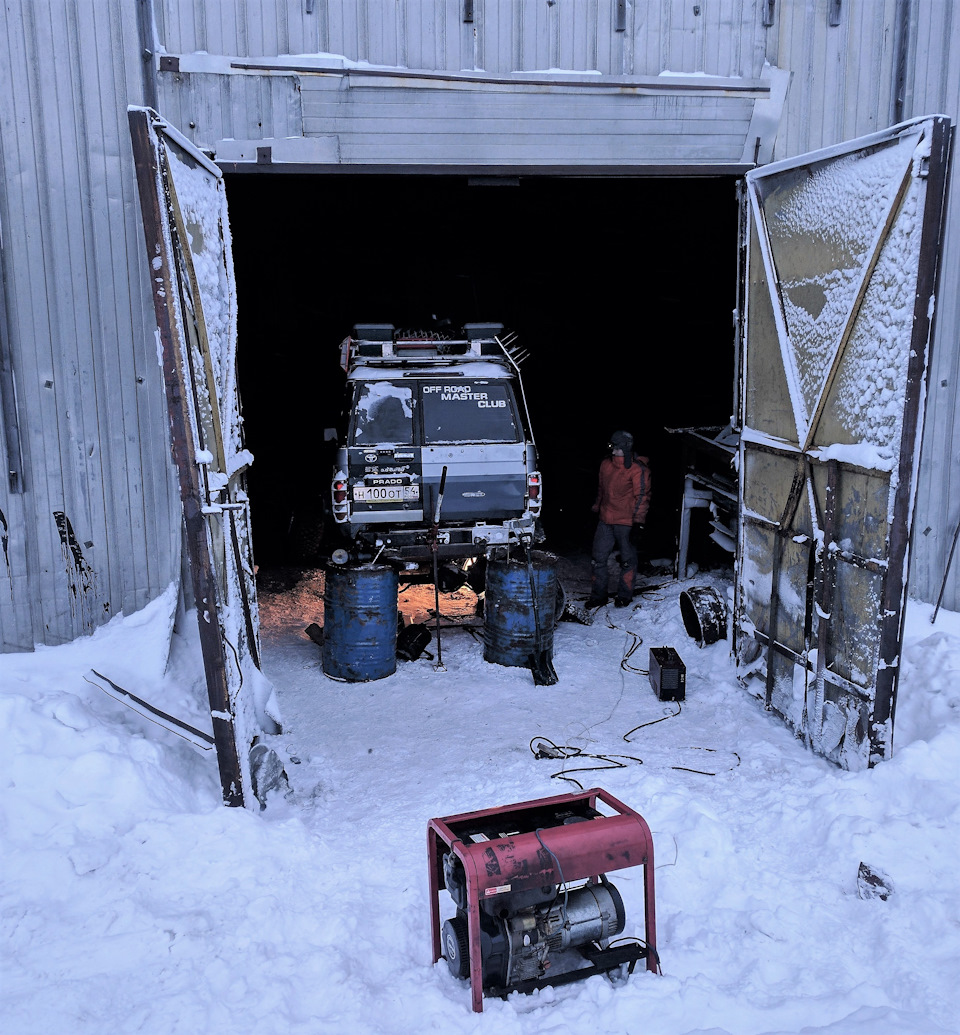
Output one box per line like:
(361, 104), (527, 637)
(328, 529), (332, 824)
(559, 613), (641, 747)
(620, 630), (648, 675)
(531, 724), (741, 780)
(621, 702), (682, 741)
(529, 595), (741, 781)
(529, 737), (646, 791)
(667, 746), (741, 776)
(623, 707), (741, 775)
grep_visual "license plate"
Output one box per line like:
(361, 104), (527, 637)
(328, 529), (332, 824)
(353, 484), (420, 503)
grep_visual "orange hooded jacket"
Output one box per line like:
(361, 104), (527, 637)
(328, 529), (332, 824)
(593, 454), (651, 526)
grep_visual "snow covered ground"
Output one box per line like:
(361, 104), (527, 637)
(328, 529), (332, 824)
(3, 562), (960, 1034)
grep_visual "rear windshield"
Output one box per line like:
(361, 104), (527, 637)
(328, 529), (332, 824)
(420, 381), (519, 444)
(351, 382), (414, 445)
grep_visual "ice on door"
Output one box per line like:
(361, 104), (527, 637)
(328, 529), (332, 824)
(735, 116), (952, 769)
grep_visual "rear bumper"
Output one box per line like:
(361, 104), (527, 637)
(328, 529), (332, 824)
(351, 517), (538, 561)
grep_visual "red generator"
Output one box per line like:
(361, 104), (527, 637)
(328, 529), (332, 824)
(427, 787), (658, 1012)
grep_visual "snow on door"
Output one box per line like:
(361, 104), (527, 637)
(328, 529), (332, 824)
(129, 108), (281, 807)
(735, 116), (952, 770)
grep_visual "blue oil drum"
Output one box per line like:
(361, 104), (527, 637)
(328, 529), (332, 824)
(483, 551), (558, 668)
(322, 564), (399, 681)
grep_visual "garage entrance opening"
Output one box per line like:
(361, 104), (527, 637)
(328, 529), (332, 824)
(227, 174), (737, 571)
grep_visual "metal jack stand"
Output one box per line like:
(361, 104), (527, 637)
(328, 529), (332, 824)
(430, 466), (448, 670)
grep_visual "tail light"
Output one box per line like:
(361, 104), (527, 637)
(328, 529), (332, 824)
(527, 471), (542, 513)
(332, 472), (349, 523)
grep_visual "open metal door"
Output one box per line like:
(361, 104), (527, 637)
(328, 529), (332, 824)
(129, 107), (281, 807)
(735, 116), (952, 769)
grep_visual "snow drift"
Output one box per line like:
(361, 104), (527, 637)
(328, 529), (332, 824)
(2, 571), (959, 1034)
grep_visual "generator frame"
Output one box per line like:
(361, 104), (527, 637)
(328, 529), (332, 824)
(427, 787), (658, 1012)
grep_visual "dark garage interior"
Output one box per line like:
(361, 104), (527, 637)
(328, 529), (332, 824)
(226, 173), (739, 576)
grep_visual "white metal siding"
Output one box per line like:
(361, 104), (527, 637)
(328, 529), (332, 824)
(152, 0), (771, 79)
(903, 0), (960, 613)
(769, 0), (902, 161)
(0, 1), (180, 649)
(293, 75), (763, 167)
(152, 69), (304, 145)
(151, 1), (777, 171)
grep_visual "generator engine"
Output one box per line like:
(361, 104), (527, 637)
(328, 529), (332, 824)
(427, 788), (659, 1012)
(442, 851), (625, 988)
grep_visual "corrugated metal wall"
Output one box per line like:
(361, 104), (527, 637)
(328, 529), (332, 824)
(766, 1), (960, 613)
(153, 0), (770, 79)
(0, 1), (180, 649)
(154, 1), (780, 172)
(770, 0), (902, 159)
(284, 74), (767, 169)
(148, 69), (304, 151)
(904, 1), (960, 614)
(1, 0), (958, 652)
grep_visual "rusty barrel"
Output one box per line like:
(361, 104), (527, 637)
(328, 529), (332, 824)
(322, 563), (398, 681)
(679, 585), (727, 647)
(483, 551), (558, 668)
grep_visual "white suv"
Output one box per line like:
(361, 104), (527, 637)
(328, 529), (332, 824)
(330, 323), (542, 567)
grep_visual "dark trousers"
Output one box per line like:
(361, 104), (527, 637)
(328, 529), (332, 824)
(591, 522), (636, 601)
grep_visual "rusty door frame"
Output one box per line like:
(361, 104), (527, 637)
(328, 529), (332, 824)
(129, 106), (251, 805)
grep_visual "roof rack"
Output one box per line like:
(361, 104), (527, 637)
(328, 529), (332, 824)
(339, 323), (524, 372)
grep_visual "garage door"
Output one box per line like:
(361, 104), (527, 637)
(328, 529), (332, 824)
(735, 116), (953, 769)
(129, 107), (280, 808)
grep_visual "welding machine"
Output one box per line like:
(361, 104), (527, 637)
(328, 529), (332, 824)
(427, 788), (658, 1012)
(649, 646), (686, 701)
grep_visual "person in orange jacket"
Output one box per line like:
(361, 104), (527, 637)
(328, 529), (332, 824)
(587, 430), (651, 608)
